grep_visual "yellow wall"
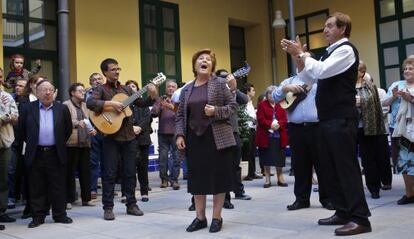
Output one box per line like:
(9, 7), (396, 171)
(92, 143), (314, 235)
(274, 0), (380, 85)
(71, 0), (141, 87)
(165, 0), (273, 96)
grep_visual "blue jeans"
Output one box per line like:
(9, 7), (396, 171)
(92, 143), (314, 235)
(90, 133), (103, 193)
(158, 134), (179, 181)
(101, 137), (137, 209)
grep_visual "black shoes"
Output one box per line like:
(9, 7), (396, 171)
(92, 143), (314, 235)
(397, 195), (414, 205)
(223, 201), (234, 209)
(234, 193), (252, 200)
(371, 192), (380, 199)
(142, 195), (149, 202)
(0, 224), (4, 230)
(28, 218), (45, 228)
(186, 218), (208, 232)
(318, 214), (349, 225)
(287, 201), (310, 211)
(243, 176), (253, 181)
(334, 222), (372, 236)
(277, 181), (288, 187)
(263, 183), (271, 188)
(54, 216), (73, 224)
(209, 218), (223, 233)
(0, 214), (16, 223)
(188, 203), (195, 211)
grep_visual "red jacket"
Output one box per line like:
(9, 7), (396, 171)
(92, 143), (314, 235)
(255, 100), (288, 148)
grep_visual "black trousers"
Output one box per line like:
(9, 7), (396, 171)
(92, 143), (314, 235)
(225, 133), (244, 201)
(102, 137), (137, 209)
(66, 147), (91, 203)
(317, 119), (371, 226)
(136, 145), (150, 195)
(28, 148), (67, 220)
(288, 123), (329, 205)
(241, 128), (257, 177)
(357, 129), (392, 193)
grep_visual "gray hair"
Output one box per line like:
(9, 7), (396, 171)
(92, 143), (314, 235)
(265, 85), (277, 97)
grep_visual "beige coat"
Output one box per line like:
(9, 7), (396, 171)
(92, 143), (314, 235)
(63, 99), (90, 147)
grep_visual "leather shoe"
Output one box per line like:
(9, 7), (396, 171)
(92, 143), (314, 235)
(371, 192), (380, 199)
(234, 193), (252, 200)
(263, 183), (271, 188)
(126, 204), (144, 216)
(397, 195), (414, 205)
(277, 181), (288, 187)
(0, 224), (4, 230)
(322, 202), (335, 210)
(141, 195), (149, 202)
(54, 216), (73, 224)
(318, 214), (349, 225)
(335, 222), (372, 236)
(243, 176), (253, 181)
(223, 201), (234, 209)
(252, 174), (263, 179)
(28, 218), (45, 228)
(186, 218), (207, 232)
(209, 218), (223, 233)
(104, 208), (115, 220)
(287, 201), (310, 211)
(188, 203), (195, 211)
(0, 214), (16, 223)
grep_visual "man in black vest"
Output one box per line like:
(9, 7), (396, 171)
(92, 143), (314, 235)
(281, 12), (371, 236)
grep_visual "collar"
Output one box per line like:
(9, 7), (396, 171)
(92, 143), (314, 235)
(39, 101), (54, 110)
(105, 80), (121, 89)
(326, 38), (348, 54)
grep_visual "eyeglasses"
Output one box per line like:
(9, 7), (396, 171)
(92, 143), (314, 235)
(38, 88), (55, 93)
(76, 89), (86, 94)
(108, 67), (122, 72)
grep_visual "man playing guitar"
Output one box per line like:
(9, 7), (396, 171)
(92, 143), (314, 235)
(86, 58), (157, 220)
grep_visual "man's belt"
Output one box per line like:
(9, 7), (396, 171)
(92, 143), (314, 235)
(400, 137), (414, 153)
(37, 145), (56, 152)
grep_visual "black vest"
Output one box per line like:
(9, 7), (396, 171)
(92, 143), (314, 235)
(315, 41), (359, 120)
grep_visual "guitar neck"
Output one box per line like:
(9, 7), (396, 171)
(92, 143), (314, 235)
(122, 85), (148, 107)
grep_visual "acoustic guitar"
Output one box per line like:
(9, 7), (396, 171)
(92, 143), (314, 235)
(89, 72), (166, 134)
(279, 84), (309, 112)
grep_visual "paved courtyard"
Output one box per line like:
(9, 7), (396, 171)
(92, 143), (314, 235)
(1, 168), (413, 239)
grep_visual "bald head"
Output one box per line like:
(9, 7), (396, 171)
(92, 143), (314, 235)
(36, 80), (55, 107)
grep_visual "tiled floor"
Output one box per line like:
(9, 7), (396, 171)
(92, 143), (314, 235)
(1, 168), (411, 239)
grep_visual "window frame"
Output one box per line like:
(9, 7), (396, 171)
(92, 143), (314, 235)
(139, 0), (182, 95)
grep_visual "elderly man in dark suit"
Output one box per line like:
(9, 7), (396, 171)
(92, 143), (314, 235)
(18, 79), (73, 228)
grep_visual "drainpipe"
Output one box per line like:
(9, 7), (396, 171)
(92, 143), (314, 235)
(57, 0), (70, 101)
(268, 0), (277, 85)
(288, 0), (296, 74)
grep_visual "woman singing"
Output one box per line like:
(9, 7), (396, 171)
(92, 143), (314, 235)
(175, 49), (237, 233)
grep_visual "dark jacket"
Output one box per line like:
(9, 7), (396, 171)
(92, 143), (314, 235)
(18, 100), (72, 167)
(132, 104), (152, 146)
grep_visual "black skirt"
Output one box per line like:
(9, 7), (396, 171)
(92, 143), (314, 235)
(186, 126), (235, 195)
(258, 137), (286, 167)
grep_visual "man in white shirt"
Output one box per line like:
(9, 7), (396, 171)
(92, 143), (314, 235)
(281, 12), (371, 236)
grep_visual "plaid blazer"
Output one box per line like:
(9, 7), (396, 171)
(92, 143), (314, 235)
(175, 76), (237, 159)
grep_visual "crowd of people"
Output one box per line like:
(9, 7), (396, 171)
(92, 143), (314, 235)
(0, 11), (413, 237)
